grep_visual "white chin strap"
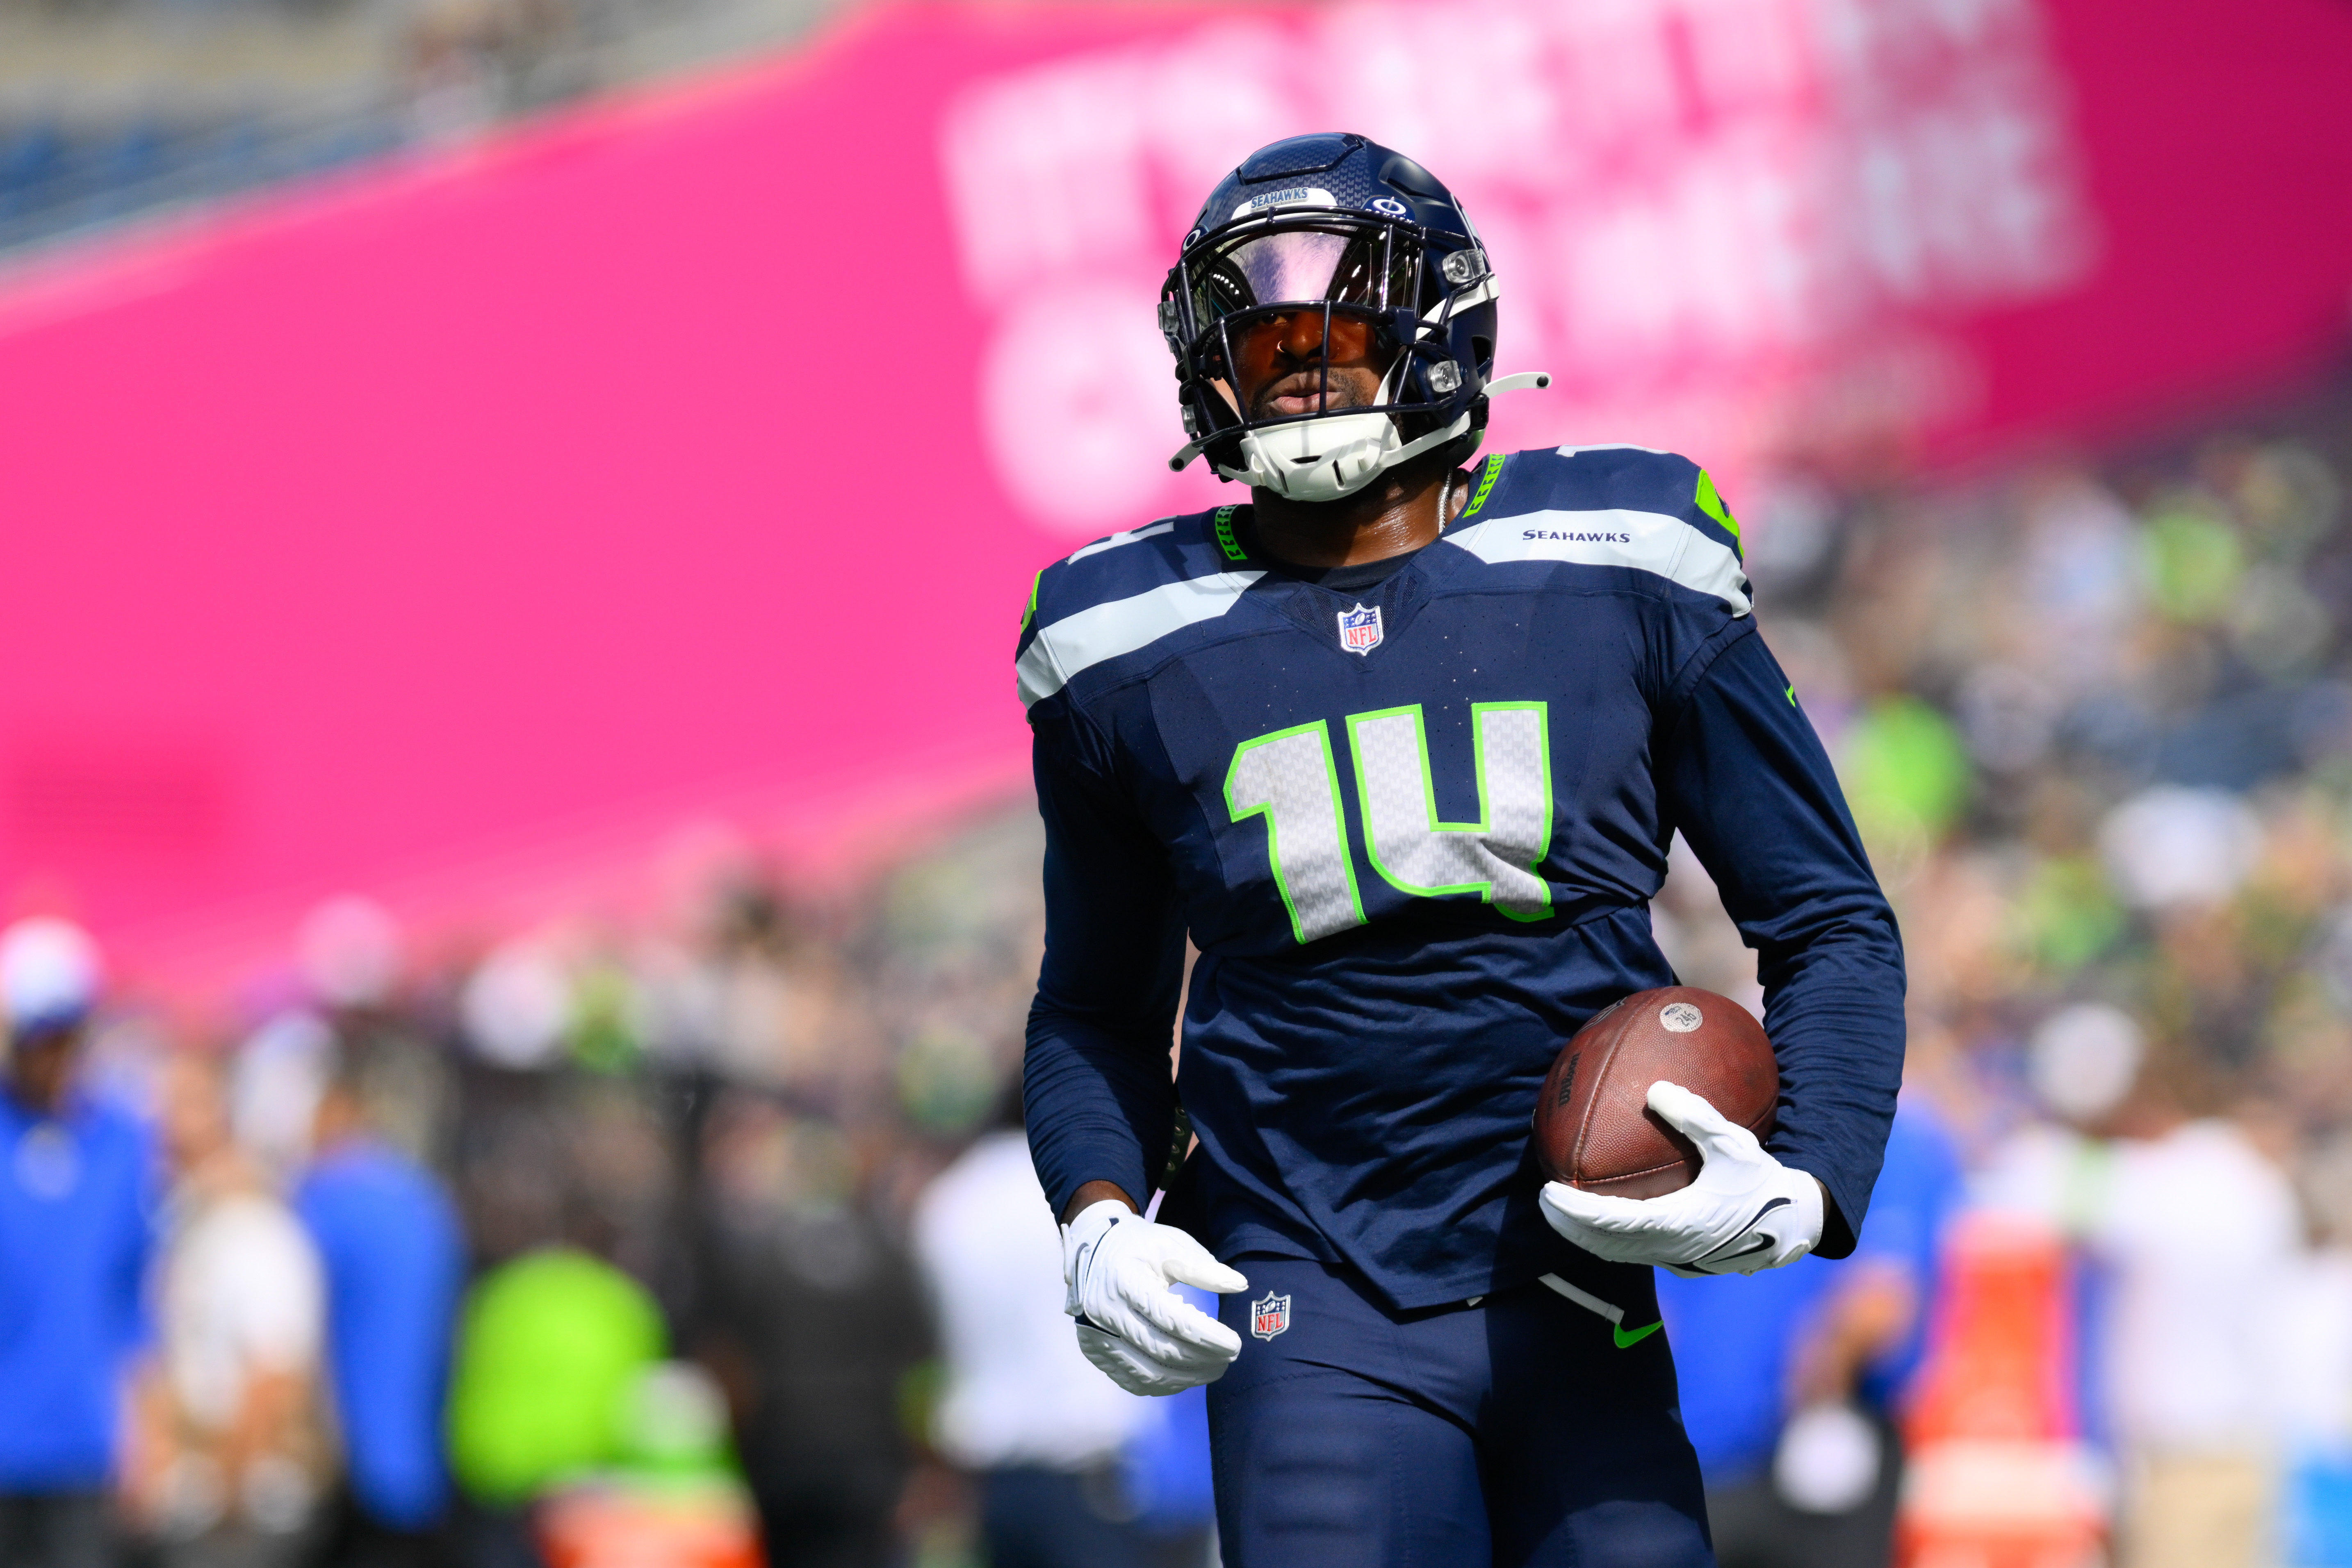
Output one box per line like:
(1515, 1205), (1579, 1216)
(1228, 408), (1464, 502)
(1169, 372), (1552, 504)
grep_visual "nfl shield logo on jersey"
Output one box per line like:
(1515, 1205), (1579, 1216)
(1336, 603), (1383, 656)
(1251, 1292), (1291, 1340)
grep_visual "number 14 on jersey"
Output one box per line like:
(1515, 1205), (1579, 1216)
(1224, 702), (1554, 944)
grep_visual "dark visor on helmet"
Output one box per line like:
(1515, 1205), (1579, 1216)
(1183, 220), (1422, 335)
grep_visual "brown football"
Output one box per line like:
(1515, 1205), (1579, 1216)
(1532, 986), (1779, 1198)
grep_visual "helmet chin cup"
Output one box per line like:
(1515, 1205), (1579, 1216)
(1215, 408), (1479, 502)
(1224, 411), (1399, 502)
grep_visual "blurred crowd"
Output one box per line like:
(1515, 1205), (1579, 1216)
(0, 810), (1223, 1568)
(1652, 385), (2352, 1568)
(0, 0), (842, 260)
(9, 387), (2352, 1568)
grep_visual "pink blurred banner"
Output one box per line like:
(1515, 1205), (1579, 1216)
(0, 0), (2347, 985)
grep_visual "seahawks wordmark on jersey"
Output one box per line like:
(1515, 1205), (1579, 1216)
(1019, 445), (1905, 1310)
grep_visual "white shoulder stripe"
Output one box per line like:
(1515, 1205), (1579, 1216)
(1445, 508), (1750, 615)
(1018, 570), (1265, 707)
(1065, 519), (1176, 563)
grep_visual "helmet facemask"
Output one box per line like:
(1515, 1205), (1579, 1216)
(1161, 208), (1498, 503)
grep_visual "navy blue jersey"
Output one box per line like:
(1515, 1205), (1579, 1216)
(1019, 445), (1905, 1312)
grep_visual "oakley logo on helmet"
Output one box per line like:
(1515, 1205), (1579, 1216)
(1365, 196), (1408, 217)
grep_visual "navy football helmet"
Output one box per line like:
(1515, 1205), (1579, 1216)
(1161, 133), (1546, 502)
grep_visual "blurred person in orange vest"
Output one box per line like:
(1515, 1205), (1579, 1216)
(1981, 1003), (2300, 1568)
(443, 1245), (668, 1568)
(125, 1052), (330, 1568)
(0, 918), (155, 1568)
(1657, 1098), (1965, 1568)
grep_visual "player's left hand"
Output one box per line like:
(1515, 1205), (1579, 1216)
(1538, 1080), (1824, 1276)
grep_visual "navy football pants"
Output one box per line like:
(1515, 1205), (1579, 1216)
(1208, 1256), (1715, 1568)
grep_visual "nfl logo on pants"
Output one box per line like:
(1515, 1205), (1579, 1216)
(1336, 603), (1383, 655)
(1251, 1292), (1291, 1340)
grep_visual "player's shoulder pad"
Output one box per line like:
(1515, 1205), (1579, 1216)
(1440, 445), (1750, 615)
(1014, 506), (1266, 711)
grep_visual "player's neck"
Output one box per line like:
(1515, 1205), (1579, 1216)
(1249, 454), (1470, 570)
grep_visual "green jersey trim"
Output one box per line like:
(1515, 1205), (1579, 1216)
(1694, 469), (1741, 543)
(1459, 454), (1507, 518)
(1212, 506), (1249, 563)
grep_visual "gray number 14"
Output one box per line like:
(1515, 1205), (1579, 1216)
(1224, 703), (1554, 945)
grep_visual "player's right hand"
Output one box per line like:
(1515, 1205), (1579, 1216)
(1061, 1198), (1249, 1395)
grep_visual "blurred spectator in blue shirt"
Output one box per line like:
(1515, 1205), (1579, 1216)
(1657, 1097), (1965, 1568)
(296, 1053), (465, 1567)
(0, 918), (153, 1568)
(913, 1103), (1212, 1568)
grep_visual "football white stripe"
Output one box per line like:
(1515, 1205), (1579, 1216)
(1444, 508), (1750, 615)
(1018, 570), (1265, 707)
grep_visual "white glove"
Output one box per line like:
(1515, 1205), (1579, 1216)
(1062, 1199), (1249, 1395)
(1539, 1081), (1824, 1277)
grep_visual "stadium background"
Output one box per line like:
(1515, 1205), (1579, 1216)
(3, 0), (2352, 1561)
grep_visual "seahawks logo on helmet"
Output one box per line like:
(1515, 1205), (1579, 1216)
(1158, 132), (1548, 505)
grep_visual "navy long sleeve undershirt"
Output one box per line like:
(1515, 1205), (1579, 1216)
(1021, 710), (1188, 1219)
(1654, 631), (1907, 1255)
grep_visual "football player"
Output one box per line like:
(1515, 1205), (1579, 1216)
(1018, 132), (1904, 1566)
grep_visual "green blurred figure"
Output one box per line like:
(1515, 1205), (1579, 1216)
(445, 1248), (665, 1563)
(1839, 695), (1971, 869)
